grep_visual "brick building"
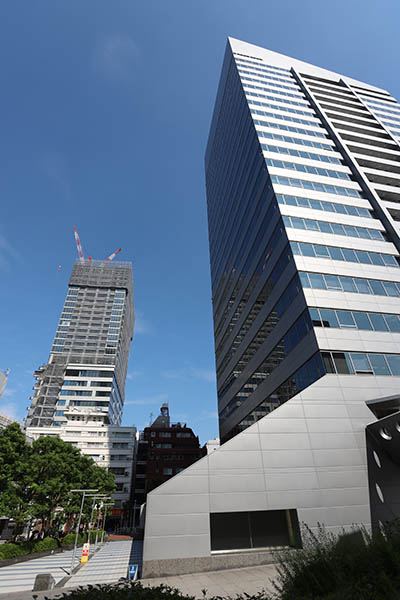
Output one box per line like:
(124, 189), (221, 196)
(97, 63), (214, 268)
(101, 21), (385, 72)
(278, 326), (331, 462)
(133, 404), (203, 509)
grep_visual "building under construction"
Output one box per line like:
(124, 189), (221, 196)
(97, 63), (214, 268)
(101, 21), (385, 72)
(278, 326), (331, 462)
(26, 231), (134, 429)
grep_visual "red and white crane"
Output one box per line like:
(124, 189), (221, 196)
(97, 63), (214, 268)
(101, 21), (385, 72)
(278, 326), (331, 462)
(73, 226), (122, 263)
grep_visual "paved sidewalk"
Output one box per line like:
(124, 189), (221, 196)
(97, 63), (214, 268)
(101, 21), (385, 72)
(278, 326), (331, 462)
(64, 539), (133, 587)
(0, 547), (80, 595)
(1, 554), (278, 600)
(141, 564), (278, 597)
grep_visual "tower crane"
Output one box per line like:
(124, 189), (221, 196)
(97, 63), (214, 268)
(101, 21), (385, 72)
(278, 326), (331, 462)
(73, 226), (122, 263)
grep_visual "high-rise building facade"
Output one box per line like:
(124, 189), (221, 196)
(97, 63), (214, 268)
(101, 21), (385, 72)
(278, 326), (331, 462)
(141, 39), (400, 578)
(26, 258), (136, 510)
(206, 40), (400, 444)
(26, 259), (134, 428)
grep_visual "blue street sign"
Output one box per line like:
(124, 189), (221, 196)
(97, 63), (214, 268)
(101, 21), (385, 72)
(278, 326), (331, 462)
(129, 564), (138, 581)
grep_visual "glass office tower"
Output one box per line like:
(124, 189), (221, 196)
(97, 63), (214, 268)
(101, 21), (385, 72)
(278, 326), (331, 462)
(205, 39), (400, 444)
(26, 259), (134, 428)
(141, 39), (400, 577)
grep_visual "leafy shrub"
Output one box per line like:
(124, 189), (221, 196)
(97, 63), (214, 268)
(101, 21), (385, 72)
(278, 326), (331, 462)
(46, 582), (196, 599)
(270, 522), (400, 600)
(31, 537), (58, 553)
(89, 529), (107, 542)
(62, 533), (86, 546)
(0, 543), (25, 560)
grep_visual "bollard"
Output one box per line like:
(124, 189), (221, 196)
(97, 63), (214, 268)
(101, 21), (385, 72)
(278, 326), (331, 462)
(33, 573), (55, 591)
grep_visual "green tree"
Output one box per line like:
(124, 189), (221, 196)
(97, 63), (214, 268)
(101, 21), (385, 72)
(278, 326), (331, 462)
(29, 435), (115, 536)
(0, 423), (32, 537)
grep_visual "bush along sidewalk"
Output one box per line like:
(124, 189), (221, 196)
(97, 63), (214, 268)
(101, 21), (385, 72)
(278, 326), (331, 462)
(53, 522), (400, 600)
(41, 582), (198, 600)
(269, 521), (400, 600)
(0, 530), (107, 560)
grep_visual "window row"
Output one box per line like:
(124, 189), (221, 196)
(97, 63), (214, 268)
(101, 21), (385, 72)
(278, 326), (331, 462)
(255, 122), (327, 139)
(261, 143), (341, 165)
(70, 400), (109, 407)
(63, 380), (87, 387)
(235, 58), (292, 78)
(238, 67), (297, 87)
(240, 74), (300, 93)
(234, 55), (290, 73)
(309, 307), (400, 333)
(276, 193), (372, 218)
(270, 174), (364, 197)
(60, 390), (93, 396)
(220, 310), (313, 420)
(361, 96), (400, 111)
(266, 158), (350, 181)
(257, 130), (333, 151)
(65, 369), (113, 377)
(249, 99), (315, 118)
(251, 108), (321, 129)
(246, 90), (310, 109)
(283, 214), (385, 241)
(228, 354), (325, 438)
(244, 82), (305, 101)
(299, 271), (400, 297)
(322, 351), (400, 376)
(383, 121), (400, 132)
(217, 274), (302, 378)
(291, 240), (399, 267)
(377, 111), (400, 123)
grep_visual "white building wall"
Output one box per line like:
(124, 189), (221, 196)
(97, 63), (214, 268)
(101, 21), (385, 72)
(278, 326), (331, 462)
(27, 423), (136, 507)
(143, 375), (400, 571)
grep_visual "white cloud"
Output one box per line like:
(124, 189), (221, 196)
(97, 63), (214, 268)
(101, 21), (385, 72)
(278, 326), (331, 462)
(0, 233), (23, 269)
(125, 393), (168, 406)
(0, 402), (19, 420)
(162, 365), (216, 384)
(126, 370), (142, 380)
(92, 34), (139, 84)
(39, 151), (70, 200)
(2, 388), (16, 398)
(198, 410), (218, 421)
(134, 311), (154, 335)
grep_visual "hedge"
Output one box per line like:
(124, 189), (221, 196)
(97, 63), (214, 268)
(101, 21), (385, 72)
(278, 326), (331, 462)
(0, 530), (107, 560)
(0, 537), (58, 559)
(43, 582), (197, 600)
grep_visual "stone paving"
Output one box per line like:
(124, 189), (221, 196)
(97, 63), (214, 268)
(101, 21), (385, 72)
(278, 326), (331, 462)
(141, 564), (278, 598)
(0, 546), (82, 595)
(64, 539), (133, 587)
(1, 544), (278, 600)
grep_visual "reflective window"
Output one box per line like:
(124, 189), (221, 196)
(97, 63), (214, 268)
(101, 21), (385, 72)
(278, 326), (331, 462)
(369, 354), (390, 376)
(350, 353), (373, 373)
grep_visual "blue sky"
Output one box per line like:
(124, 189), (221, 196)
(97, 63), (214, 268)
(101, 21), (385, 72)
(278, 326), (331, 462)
(1, 0), (399, 443)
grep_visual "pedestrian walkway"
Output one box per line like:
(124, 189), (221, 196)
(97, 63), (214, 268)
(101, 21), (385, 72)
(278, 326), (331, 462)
(0, 547), (80, 595)
(141, 563), (278, 597)
(64, 539), (133, 587)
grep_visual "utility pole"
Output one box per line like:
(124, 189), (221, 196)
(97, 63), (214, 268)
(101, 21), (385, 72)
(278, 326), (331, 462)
(68, 489), (98, 574)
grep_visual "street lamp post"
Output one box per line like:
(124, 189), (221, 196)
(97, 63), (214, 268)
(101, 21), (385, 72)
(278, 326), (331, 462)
(100, 503), (114, 545)
(68, 489), (98, 574)
(92, 497), (111, 550)
(88, 495), (109, 543)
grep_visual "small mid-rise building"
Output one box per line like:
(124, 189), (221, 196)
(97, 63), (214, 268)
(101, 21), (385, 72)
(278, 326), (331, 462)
(133, 404), (203, 510)
(27, 422), (136, 514)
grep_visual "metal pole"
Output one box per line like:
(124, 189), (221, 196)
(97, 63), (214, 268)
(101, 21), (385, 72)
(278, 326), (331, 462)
(101, 504), (112, 544)
(89, 498), (97, 543)
(94, 505), (101, 551)
(70, 492), (85, 574)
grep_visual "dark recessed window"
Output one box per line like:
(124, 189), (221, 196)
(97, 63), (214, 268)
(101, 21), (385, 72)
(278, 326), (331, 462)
(210, 509), (300, 552)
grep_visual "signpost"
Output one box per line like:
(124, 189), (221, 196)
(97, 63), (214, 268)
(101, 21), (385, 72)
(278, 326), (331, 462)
(81, 542), (90, 564)
(129, 564), (138, 581)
